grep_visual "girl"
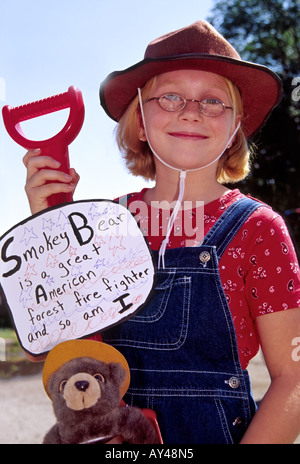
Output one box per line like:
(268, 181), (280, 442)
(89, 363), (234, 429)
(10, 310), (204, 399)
(23, 21), (300, 444)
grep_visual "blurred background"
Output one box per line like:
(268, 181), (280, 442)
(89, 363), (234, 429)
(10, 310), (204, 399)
(0, 0), (299, 444)
(0, 0), (299, 330)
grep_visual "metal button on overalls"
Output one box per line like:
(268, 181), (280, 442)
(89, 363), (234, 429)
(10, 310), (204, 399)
(199, 250), (211, 265)
(226, 376), (240, 389)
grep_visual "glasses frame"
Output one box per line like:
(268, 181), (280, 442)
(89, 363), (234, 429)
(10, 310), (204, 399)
(144, 93), (233, 118)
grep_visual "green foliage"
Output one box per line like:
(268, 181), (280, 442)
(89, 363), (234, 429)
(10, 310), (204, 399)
(210, 0), (299, 75)
(208, 0), (300, 256)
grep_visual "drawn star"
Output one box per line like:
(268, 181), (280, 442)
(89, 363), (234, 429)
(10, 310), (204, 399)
(19, 287), (33, 308)
(68, 245), (77, 257)
(109, 234), (126, 256)
(56, 210), (69, 230)
(128, 247), (141, 258)
(71, 265), (82, 278)
(46, 253), (58, 268)
(24, 263), (38, 280)
(99, 202), (116, 219)
(46, 276), (55, 287)
(94, 234), (106, 247)
(94, 258), (106, 269)
(20, 227), (38, 246)
(42, 217), (55, 232)
(88, 203), (100, 220)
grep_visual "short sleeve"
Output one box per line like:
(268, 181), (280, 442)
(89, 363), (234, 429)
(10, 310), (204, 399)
(244, 210), (300, 318)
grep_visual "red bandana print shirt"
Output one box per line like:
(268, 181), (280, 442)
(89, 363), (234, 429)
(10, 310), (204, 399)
(122, 188), (300, 369)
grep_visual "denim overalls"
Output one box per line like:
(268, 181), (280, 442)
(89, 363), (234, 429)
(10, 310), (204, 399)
(103, 197), (261, 444)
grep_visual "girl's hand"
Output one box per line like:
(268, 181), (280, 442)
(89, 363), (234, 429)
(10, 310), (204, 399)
(23, 149), (80, 215)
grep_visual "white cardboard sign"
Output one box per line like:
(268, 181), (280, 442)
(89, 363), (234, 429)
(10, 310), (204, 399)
(0, 200), (155, 356)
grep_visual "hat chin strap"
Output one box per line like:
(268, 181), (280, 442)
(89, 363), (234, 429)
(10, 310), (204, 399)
(138, 88), (240, 268)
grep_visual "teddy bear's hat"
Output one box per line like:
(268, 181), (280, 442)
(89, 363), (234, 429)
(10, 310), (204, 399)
(42, 339), (130, 398)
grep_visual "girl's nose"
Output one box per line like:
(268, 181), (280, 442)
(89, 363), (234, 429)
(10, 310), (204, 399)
(179, 100), (203, 122)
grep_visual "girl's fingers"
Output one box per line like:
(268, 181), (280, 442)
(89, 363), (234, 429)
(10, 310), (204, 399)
(23, 149), (80, 214)
(26, 168), (73, 189)
(23, 151), (62, 180)
(69, 167), (80, 186)
(27, 182), (76, 199)
(22, 149), (41, 167)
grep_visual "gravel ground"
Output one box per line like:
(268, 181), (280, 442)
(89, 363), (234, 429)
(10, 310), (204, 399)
(0, 350), (299, 444)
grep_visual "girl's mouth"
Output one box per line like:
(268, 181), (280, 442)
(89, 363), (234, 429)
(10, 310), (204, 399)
(168, 132), (208, 140)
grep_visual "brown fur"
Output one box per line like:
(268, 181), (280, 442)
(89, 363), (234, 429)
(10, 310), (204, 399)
(43, 357), (159, 444)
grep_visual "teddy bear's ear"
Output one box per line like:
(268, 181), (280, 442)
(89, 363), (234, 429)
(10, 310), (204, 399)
(109, 362), (126, 387)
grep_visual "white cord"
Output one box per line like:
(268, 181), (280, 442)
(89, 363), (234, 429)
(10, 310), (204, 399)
(158, 170), (186, 268)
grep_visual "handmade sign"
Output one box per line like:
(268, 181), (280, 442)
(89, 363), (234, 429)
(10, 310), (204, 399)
(0, 200), (155, 356)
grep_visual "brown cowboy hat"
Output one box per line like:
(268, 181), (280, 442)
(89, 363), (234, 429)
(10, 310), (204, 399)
(100, 20), (282, 138)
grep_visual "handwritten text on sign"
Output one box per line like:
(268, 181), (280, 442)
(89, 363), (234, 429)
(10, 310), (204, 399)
(0, 200), (155, 356)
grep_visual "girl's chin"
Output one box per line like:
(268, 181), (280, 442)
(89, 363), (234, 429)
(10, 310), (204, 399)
(156, 154), (217, 172)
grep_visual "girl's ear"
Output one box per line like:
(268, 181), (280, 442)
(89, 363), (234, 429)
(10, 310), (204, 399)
(137, 108), (146, 141)
(139, 130), (147, 142)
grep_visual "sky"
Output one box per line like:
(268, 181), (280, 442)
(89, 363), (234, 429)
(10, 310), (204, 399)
(0, 0), (214, 236)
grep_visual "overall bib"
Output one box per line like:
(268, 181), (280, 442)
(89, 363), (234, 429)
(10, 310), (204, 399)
(103, 197), (261, 444)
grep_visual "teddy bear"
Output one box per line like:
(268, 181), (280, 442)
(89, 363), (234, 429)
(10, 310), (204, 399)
(42, 339), (161, 444)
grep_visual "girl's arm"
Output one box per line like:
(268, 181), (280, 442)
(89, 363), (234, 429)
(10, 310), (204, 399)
(23, 149), (79, 215)
(240, 307), (300, 444)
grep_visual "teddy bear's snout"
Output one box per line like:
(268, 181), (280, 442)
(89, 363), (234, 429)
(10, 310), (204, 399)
(63, 373), (101, 411)
(75, 380), (90, 392)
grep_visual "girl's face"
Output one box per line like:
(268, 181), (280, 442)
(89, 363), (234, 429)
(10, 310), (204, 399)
(140, 69), (237, 172)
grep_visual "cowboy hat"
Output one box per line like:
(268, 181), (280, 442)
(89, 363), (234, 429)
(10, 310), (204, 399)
(100, 20), (282, 138)
(42, 339), (130, 399)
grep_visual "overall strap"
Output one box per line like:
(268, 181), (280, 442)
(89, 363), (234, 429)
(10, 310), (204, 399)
(202, 197), (263, 259)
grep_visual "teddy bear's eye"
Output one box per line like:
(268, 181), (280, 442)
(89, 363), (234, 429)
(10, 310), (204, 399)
(94, 373), (105, 383)
(59, 380), (67, 393)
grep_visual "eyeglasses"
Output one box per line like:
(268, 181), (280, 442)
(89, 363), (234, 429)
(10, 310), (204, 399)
(144, 93), (232, 117)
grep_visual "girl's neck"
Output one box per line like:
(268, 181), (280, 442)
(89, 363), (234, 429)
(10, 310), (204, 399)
(144, 168), (231, 207)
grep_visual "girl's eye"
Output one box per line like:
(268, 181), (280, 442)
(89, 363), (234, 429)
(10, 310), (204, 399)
(159, 94), (184, 111)
(163, 94), (182, 102)
(202, 98), (222, 105)
(59, 380), (67, 393)
(94, 373), (105, 383)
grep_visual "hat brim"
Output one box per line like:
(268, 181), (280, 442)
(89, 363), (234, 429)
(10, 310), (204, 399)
(43, 340), (130, 399)
(100, 54), (282, 138)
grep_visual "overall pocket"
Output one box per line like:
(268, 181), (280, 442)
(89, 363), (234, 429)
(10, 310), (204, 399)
(214, 396), (254, 444)
(103, 271), (191, 350)
(124, 394), (248, 444)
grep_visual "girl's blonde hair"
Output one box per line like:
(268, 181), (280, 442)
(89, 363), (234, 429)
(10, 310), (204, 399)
(115, 74), (252, 183)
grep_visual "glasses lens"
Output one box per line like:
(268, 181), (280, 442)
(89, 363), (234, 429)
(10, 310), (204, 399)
(159, 94), (185, 111)
(200, 99), (225, 117)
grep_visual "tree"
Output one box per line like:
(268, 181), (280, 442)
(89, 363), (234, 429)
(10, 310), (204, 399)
(208, 0), (300, 256)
